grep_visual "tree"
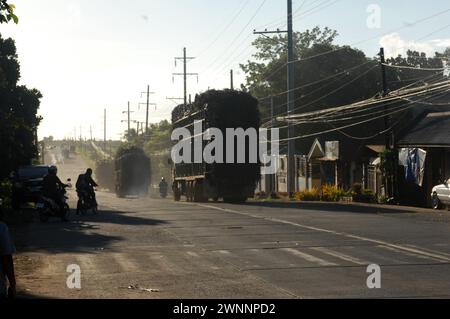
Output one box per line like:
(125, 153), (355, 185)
(0, 33), (42, 178)
(0, 0), (18, 24)
(240, 27), (448, 157)
(240, 27), (382, 155)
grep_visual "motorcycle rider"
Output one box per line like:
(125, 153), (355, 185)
(42, 166), (69, 221)
(76, 168), (98, 214)
(159, 177), (168, 197)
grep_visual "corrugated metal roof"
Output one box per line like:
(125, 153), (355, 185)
(398, 112), (450, 147)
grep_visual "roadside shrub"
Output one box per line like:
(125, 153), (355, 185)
(321, 185), (348, 202)
(0, 179), (12, 208)
(352, 183), (363, 195)
(353, 189), (377, 203)
(255, 192), (268, 200)
(294, 188), (321, 201)
(269, 192), (279, 200)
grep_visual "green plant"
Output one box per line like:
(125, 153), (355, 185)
(294, 188), (321, 202)
(0, 179), (12, 208)
(321, 184), (348, 202)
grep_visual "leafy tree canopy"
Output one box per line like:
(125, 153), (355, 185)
(240, 26), (449, 155)
(0, 33), (42, 178)
(0, 0), (18, 24)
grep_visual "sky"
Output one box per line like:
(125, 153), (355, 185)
(1, 0), (449, 140)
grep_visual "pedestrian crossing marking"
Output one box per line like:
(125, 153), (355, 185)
(310, 247), (368, 265)
(281, 248), (337, 266)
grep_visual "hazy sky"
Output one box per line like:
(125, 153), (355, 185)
(1, 0), (449, 140)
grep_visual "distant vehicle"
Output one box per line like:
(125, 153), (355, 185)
(12, 165), (50, 209)
(159, 179), (168, 198)
(431, 178), (450, 209)
(171, 90), (260, 203)
(115, 146), (151, 197)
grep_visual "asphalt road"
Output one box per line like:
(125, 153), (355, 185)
(12, 151), (450, 299)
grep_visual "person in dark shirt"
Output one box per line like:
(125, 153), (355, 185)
(76, 168), (98, 212)
(42, 166), (69, 221)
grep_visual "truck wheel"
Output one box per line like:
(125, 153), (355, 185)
(186, 182), (193, 202)
(194, 181), (205, 202)
(173, 184), (181, 202)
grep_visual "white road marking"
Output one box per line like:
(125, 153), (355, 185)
(111, 253), (141, 273)
(196, 204), (450, 263)
(405, 244), (450, 259)
(186, 251), (200, 258)
(216, 250), (231, 255)
(281, 248), (337, 266)
(380, 245), (444, 263)
(311, 247), (368, 265)
(76, 255), (96, 273)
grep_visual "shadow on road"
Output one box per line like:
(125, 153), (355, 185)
(12, 208), (168, 254)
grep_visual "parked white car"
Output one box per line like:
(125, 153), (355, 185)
(431, 179), (450, 209)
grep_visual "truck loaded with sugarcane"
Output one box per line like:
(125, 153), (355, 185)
(171, 89), (261, 203)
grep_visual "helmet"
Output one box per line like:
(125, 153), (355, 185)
(161, 177), (165, 181)
(49, 166), (58, 175)
(86, 168), (93, 176)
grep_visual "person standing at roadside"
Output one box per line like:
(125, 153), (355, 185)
(0, 204), (16, 299)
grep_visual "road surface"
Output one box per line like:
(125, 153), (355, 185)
(12, 152), (450, 299)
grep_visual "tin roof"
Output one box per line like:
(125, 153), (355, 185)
(398, 111), (450, 148)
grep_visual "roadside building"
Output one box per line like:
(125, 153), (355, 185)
(397, 111), (450, 206)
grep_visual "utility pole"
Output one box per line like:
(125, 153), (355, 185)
(140, 85), (155, 134)
(270, 96), (275, 194)
(122, 102), (133, 141)
(379, 47), (390, 149)
(103, 109), (107, 152)
(173, 47), (198, 105)
(254, 0), (295, 196)
(287, 0), (295, 197)
(90, 126), (93, 141)
(230, 69), (234, 90)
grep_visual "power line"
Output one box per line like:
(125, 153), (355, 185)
(265, 63), (379, 122)
(259, 59), (377, 101)
(381, 63), (447, 71)
(267, 87), (450, 144)
(196, 0), (251, 58)
(268, 81), (450, 129)
(286, 8), (450, 66)
(200, 0), (267, 74)
(269, 79), (450, 129)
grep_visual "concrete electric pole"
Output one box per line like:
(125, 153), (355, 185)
(254, 0), (296, 196)
(173, 47), (198, 106)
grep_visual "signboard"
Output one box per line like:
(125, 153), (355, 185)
(325, 141), (339, 160)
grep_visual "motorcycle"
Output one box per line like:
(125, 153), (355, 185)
(159, 184), (168, 198)
(76, 188), (98, 215)
(36, 180), (71, 222)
